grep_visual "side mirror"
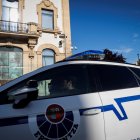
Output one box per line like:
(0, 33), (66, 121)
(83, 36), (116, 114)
(11, 80), (38, 109)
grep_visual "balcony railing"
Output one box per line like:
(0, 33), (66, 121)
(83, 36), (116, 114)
(0, 20), (28, 33)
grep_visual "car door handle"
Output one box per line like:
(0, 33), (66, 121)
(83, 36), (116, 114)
(82, 108), (101, 116)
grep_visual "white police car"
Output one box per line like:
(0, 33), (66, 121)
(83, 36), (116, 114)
(0, 60), (140, 140)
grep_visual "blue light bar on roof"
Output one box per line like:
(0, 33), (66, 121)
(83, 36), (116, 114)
(66, 50), (105, 60)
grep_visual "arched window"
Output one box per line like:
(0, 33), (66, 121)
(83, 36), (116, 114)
(0, 46), (23, 84)
(42, 49), (54, 66)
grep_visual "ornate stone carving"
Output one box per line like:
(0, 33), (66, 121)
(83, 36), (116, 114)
(28, 38), (37, 58)
(27, 22), (38, 34)
(29, 48), (34, 58)
(28, 39), (37, 46)
(43, 0), (52, 7)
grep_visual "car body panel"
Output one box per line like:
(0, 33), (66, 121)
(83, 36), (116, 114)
(1, 60), (140, 140)
(0, 93), (105, 140)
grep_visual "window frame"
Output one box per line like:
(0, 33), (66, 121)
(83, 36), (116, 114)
(37, 0), (59, 34)
(42, 49), (55, 66)
(0, 46), (23, 82)
(2, 0), (19, 21)
(41, 9), (54, 30)
(0, 0), (25, 23)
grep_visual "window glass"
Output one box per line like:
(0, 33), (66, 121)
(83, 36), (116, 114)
(42, 9), (54, 30)
(42, 49), (54, 66)
(7, 65), (87, 99)
(2, 6), (9, 21)
(0, 47), (23, 85)
(95, 65), (138, 91)
(10, 8), (18, 22)
(2, 0), (18, 21)
(129, 67), (140, 84)
(87, 65), (98, 93)
(2, 0), (18, 31)
(37, 65), (87, 97)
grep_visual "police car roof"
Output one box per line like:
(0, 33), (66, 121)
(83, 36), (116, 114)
(0, 60), (140, 92)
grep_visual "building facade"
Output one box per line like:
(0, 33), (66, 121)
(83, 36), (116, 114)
(0, 0), (71, 85)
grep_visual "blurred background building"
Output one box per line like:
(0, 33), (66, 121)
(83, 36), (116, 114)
(0, 0), (71, 85)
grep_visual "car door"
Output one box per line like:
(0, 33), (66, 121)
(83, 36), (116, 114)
(0, 63), (105, 140)
(93, 64), (140, 140)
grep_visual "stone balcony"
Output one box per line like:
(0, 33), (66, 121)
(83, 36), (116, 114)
(0, 20), (40, 40)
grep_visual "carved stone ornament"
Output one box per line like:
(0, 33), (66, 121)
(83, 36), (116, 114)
(28, 39), (37, 46)
(29, 48), (34, 58)
(43, 0), (52, 7)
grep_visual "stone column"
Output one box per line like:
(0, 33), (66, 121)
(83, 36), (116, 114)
(36, 51), (42, 68)
(19, 0), (25, 23)
(23, 51), (29, 74)
(61, 0), (72, 56)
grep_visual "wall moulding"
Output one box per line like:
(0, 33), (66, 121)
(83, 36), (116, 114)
(37, 0), (59, 34)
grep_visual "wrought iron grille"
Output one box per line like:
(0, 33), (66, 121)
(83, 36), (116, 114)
(0, 20), (28, 33)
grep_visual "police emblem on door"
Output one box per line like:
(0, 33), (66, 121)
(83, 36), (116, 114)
(29, 104), (80, 140)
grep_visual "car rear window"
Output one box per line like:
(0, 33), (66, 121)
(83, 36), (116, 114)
(89, 65), (138, 92)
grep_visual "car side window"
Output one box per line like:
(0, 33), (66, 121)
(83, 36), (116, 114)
(94, 65), (138, 92)
(1, 64), (87, 104)
(87, 65), (98, 93)
(129, 67), (140, 84)
(34, 65), (87, 98)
